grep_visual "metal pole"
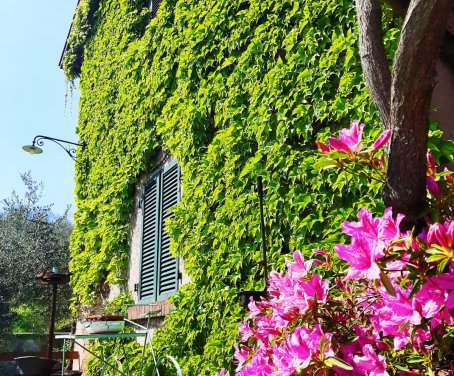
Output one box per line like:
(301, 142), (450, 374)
(47, 282), (58, 359)
(61, 338), (66, 376)
(256, 176), (268, 287)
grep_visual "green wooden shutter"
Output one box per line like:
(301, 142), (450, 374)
(139, 174), (160, 301)
(157, 162), (180, 300)
(139, 161), (180, 303)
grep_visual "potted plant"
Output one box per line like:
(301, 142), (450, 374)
(79, 293), (132, 334)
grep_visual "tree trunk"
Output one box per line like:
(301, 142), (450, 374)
(355, 0), (392, 129)
(384, 0), (454, 227)
(355, 0), (454, 228)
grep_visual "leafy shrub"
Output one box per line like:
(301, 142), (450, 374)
(219, 123), (454, 375)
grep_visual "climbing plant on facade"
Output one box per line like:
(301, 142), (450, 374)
(63, 0), (406, 374)
(216, 122), (454, 375)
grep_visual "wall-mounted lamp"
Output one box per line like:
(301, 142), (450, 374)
(22, 135), (86, 163)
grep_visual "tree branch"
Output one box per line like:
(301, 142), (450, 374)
(355, 0), (392, 129)
(384, 0), (454, 226)
(384, 0), (454, 75)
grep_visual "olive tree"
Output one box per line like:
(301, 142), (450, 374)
(0, 172), (72, 348)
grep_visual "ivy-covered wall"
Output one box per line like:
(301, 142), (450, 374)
(65, 0), (399, 374)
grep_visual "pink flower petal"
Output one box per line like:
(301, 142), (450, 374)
(328, 137), (351, 154)
(372, 130), (391, 151)
(315, 140), (330, 153)
(426, 177), (441, 199)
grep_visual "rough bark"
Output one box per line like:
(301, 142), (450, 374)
(384, 0), (454, 74)
(355, 0), (392, 129)
(384, 0), (454, 227)
(356, 0), (454, 226)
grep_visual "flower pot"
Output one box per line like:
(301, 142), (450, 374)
(83, 315), (125, 334)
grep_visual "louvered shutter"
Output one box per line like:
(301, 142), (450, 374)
(139, 174), (160, 301)
(157, 162), (180, 300)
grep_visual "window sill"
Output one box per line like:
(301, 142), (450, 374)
(127, 300), (173, 320)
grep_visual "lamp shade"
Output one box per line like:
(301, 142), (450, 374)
(22, 145), (43, 154)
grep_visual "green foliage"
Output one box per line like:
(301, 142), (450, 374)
(428, 123), (454, 165)
(86, 337), (144, 376)
(64, 0), (401, 374)
(62, 0), (99, 81)
(103, 293), (134, 315)
(11, 304), (48, 334)
(0, 172), (73, 346)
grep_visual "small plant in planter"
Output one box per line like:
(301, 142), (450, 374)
(80, 293), (133, 334)
(83, 315), (125, 334)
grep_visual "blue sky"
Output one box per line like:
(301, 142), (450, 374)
(0, 0), (79, 217)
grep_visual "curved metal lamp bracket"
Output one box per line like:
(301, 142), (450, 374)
(26, 135), (86, 163)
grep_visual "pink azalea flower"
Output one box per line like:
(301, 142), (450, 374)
(432, 262), (454, 309)
(254, 316), (281, 343)
(415, 278), (447, 318)
(426, 177), (442, 199)
(335, 208), (383, 280)
(271, 274), (329, 323)
(238, 322), (255, 342)
(427, 220), (454, 249)
(328, 137), (352, 154)
(237, 348), (274, 376)
(372, 130), (391, 151)
(299, 274), (329, 304)
(430, 307), (454, 329)
(286, 325), (332, 370)
(381, 285), (422, 327)
(234, 344), (253, 369)
(324, 120), (365, 155)
(342, 207), (380, 245)
(336, 208), (408, 280)
(353, 344), (389, 376)
(285, 250), (312, 278)
(338, 120), (365, 152)
(370, 286), (422, 350)
(286, 326), (312, 366)
(412, 329), (432, 351)
(386, 252), (410, 274)
(378, 208), (404, 245)
(335, 241), (382, 280)
(247, 300), (263, 318)
(271, 342), (297, 376)
(316, 140), (330, 153)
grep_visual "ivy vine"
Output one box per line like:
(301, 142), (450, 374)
(65, 0), (400, 374)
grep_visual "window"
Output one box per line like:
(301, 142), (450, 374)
(149, 0), (162, 19)
(139, 161), (180, 302)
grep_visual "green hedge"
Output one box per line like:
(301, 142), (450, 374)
(65, 0), (399, 373)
